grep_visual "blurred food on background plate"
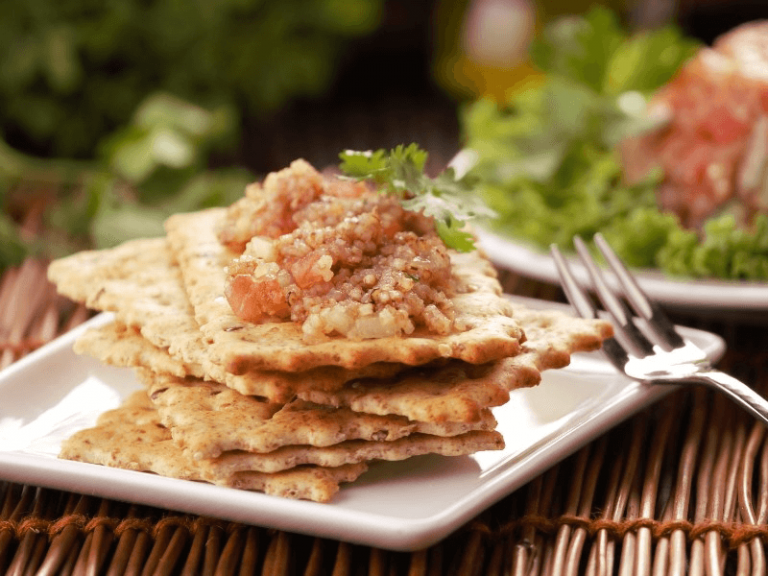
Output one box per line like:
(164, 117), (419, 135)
(621, 21), (768, 232)
(460, 6), (768, 281)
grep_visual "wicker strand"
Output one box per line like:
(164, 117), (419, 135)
(703, 400), (737, 576)
(667, 390), (707, 576)
(36, 495), (91, 576)
(82, 499), (115, 576)
(213, 524), (243, 576)
(566, 437), (608, 576)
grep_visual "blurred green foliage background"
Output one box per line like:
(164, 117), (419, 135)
(0, 0), (385, 270)
(0, 0), (382, 158)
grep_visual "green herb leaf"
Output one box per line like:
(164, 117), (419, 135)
(339, 144), (496, 252)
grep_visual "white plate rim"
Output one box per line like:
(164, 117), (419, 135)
(0, 299), (726, 551)
(477, 228), (768, 313)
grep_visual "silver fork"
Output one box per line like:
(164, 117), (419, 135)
(551, 233), (768, 426)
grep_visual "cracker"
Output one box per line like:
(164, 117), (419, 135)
(72, 320), (527, 422)
(53, 240), (405, 401)
(76, 318), (408, 403)
(303, 307), (612, 421)
(76, 320), (507, 421)
(51, 226), (612, 422)
(75, 299), (610, 423)
(61, 389), (503, 486)
(201, 428), (503, 478)
(48, 237), (193, 353)
(74, 323), (202, 379)
(164, 208), (525, 372)
(512, 305), (613, 357)
(139, 369), (496, 459)
(59, 391), (367, 502)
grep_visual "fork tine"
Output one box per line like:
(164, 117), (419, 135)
(593, 233), (685, 349)
(572, 236), (656, 358)
(551, 243), (630, 369)
(550, 244), (600, 320)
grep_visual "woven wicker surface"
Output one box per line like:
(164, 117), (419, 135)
(1, 255), (768, 576)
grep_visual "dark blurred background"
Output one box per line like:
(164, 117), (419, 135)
(7, 0), (768, 170)
(221, 0), (768, 172)
(163, 0), (768, 173)
(2, 0), (768, 268)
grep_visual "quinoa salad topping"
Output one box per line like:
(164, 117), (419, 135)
(218, 159), (462, 342)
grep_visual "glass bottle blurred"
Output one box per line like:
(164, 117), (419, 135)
(432, 0), (670, 103)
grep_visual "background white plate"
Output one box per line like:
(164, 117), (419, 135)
(0, 297), (725, 551)
(477, 228), (768, 318)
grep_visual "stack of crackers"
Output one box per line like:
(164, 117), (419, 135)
(47, 202), (611, 503)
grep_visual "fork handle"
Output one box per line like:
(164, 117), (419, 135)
(693, 370), (768, 426)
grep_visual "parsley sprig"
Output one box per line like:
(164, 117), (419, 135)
(339, 143), (495, 252)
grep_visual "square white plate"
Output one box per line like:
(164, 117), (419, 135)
(0, 296), (725, 551)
